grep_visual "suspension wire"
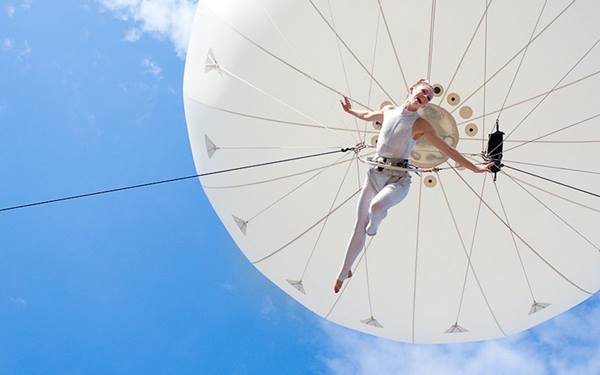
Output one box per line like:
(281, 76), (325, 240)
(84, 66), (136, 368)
(0, 149), (355, 214)
(492, 180), (537, 301)
(462, 137), (600, 145)
(500, 171), (600, 215)
(504, 173), (600, 252)
(299, 155), (356, 280)
(252, 188), (361, 264)
(364, 243), (375, 319)
(449, 165), (593, 295)
(190, 98), (372, 135)
(364, 10), (382, 142)
(454, 173), (487, 326)
(254, 0), (362, 144)
(456, 68), (600, 127)
(376, 0), (409, 93)
(411, 175), (423, 344)
(482, 0), (488, 152)
(217, 64), (355, 144)
(426, 0), (437, 81)
(503, 164), (600, 199)
(450, 0), (579, 114)
(205, 151), (371, 189)
(247, 153), (354, 222)
(307, 0), (399, 104)
(325, 236), (375, 319)
(204, 5), (374, 111)
(496, 0), (548, 122)
(503, 112), (600, 154)
(437, 170), (506, 335)
(488, 35), (600, 158)
(439, 0), (493, 106)
(464, 153), (600, 214)
(501, 159), (600, 176)
(326, 0), (362, 143)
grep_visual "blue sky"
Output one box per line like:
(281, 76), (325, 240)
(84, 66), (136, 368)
(1, 1), (600, 374)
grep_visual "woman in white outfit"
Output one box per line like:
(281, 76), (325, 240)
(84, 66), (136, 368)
(334, 79), (493, 293)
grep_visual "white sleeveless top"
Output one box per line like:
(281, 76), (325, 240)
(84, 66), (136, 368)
(376, 106), (420, 159)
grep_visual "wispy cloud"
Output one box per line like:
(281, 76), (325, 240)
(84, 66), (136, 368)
(124, 27), (141, 42)
(260, 295), (277, 320)
(98, 0), (197, 57)
(2, 38), (13, 50)
(142, 57), (162, 78)
(10, 297), (27, 306)
(5, 5), (15, 17)
(319, 296), (600, 375)
(19, 39), (31, 57)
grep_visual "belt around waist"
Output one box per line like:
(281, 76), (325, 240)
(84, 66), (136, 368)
(374, 155), (409, 168)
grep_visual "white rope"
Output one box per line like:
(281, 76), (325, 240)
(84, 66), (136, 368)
(247, 154), (354, 222)
(439, 0), (493, 106)
(325, 0), (362, 143)
(307, 0), (398, 104)
(205, 4), (375, 111)
(504, 173), (600, 252)
(492, 180), (537, 301)
(252, 188), (361, 264)
(438, 170), (506, 336)
(496, 0), (548, 121)
(300, 155), (356, 280)
(426, 0), (437, 81)
(204, 151), (375, 189)
(498, 36), (600, 149)
(503, 112), (600, 154)
(411, 175), (423, 343)
(500, 171), (600, 215)
(218, 64), (355, 144)
(450, 0), (579, 114)
(325, 237), (375, 319)
(456, 68), (600, 127)
(376, 0), (409, 93)
(449, 165), (593, 295)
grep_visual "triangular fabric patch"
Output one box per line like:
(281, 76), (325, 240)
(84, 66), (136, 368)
(205, 48), (219, 72)
(205, 135), (218, 158)
(361, 317), (383, 328)
(232, 215), (248, 235)
(529, 301), (551, 315)
(445, 323), (468, 333)
(286, 279), (306, 294)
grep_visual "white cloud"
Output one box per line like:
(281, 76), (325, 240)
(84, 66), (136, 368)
(6, 5), (15, 17)
(124, 27), (141, 42)
(10, 297), (27, 306)
(19, 40), (31, 57)
(2, 38), (13, 50)
(319, 297), (600, 375)
(142, 57), (162, 78)
(260, 295), (277, 319)
(98, 0), (197, 57)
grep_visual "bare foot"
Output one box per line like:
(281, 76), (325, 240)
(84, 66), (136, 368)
(334, 279), (343, 293)
(333, 270), (353, 294)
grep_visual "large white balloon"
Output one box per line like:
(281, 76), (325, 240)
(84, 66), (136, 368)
(183, 0), (600, 343)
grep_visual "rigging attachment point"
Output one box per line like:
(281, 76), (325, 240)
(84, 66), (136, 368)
(485, 119), (505, 181)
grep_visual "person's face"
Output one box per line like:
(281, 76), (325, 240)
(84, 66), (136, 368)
(410, 85), (433, 108)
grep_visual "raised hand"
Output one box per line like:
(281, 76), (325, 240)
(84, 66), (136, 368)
(340, 96), (352, 112)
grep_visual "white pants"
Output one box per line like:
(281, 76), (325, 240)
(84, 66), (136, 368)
(337, 168), (411, 280)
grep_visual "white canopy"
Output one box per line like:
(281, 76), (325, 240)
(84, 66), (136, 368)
(183, 0), (600, 343)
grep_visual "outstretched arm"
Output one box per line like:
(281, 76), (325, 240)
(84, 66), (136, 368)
(340, 96), (391, 122)
(417, 119), (492, 173)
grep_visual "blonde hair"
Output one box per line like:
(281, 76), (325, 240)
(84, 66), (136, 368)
(410, 79), (434, 92)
